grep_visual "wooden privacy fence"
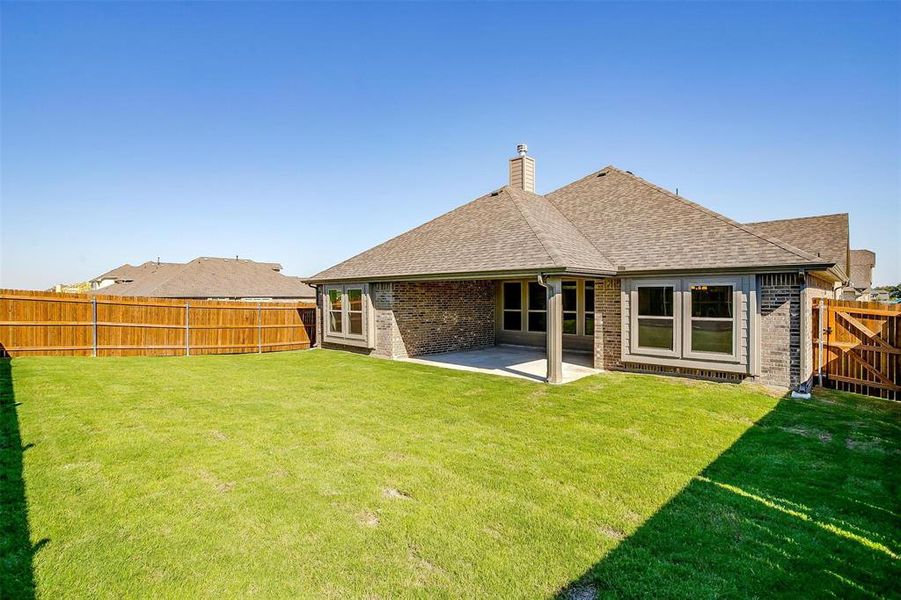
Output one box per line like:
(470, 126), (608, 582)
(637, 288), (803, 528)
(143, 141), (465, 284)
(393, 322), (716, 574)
(813, 298), (900, 400)
(0, 289), (316, 358)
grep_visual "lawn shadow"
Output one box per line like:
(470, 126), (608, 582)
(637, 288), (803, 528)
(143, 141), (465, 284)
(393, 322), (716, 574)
(0, 356), (42, 599)
(556, 390), (900, 599)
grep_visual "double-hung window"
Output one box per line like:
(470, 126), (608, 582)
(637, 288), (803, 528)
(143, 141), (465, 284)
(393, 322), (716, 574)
(636, 284), (677, 353)
(584, 281), (595, 336)
(527, 281), (547, 332)
(562, 281), (578, 334)
(327, 288), (343, 334)
(347, 288), (364, 336)
(685, 282), (737, 358)
(502, 282), (522, 331)
(324, 284), (370, 345)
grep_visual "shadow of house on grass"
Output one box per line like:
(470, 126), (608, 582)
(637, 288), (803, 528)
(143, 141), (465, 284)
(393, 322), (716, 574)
(0, 355), (42, 600)
(557, 390), (900, 599)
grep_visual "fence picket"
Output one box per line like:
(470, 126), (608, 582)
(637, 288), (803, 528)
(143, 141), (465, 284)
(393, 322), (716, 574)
(0, 289), (315, 358)
(815, 298), (900, 400)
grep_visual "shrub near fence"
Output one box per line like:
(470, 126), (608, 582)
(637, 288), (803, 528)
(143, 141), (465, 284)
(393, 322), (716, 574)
(0, 289), (316, 358)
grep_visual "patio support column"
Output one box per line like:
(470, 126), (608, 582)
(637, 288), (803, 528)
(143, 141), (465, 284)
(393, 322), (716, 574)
(545, 276), (564, 384)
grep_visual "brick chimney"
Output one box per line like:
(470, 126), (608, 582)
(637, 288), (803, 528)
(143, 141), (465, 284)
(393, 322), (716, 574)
(508, 144), (535, 193)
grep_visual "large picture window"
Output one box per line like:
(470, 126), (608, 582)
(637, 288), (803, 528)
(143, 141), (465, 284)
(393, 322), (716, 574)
(637, 286), (674, 350)
(527, 281), (547, 332)
(502, 282), (522, 331)
(688, 284), (734, 355)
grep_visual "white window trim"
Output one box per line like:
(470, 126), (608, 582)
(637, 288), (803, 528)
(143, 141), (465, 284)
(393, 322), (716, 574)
(323, 284), (372, 347)
(682, 276), (741, 363)
(630, 279), (682, 358)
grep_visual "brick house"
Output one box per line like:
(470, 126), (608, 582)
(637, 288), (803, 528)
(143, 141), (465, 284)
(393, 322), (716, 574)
(308, 147), (852, 388)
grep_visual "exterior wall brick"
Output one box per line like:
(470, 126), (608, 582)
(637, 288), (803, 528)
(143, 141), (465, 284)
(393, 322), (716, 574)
(802, 274), (836, 383)
(758, 273), (802, 388)
(594, 278), (623, 370)
(390, 281), (495, 357)
(327, 280), (495, 358)
(618, 363), (746, 383)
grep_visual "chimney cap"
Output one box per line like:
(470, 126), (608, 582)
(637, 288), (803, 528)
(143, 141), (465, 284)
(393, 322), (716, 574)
(516, 143), (528, 157)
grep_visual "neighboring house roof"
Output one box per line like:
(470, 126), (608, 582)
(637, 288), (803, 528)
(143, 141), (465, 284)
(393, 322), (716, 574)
(744, 213), (850, 281)
(310, 165), (832, 283)
(849, 249), (876, 290)
(92, 257), (315, 298)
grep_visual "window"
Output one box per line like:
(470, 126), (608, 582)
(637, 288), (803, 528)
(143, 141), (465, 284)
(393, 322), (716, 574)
(584, 281), (595, 336)
(502, 282), (522, 331)
(689, 285), (734, 355)
(347, 288), (363, 335)
(327, 288), (343, 334)
(636, 286), (674, 350)
(626, 276), (744, 367)
(527, 281), (546, 332)
(563, 281), (578, 334)
(324, 284), (369, 345)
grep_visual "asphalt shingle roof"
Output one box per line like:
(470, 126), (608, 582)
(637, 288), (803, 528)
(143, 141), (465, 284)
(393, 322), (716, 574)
(744, 213), (849, 279)
(310, 165), (836, 282)
(309, 187), (614, 281)
(92, 257), (315, 299)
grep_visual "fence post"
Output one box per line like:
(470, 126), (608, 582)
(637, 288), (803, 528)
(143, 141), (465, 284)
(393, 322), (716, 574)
(92, 298), (98, 357)
(257, 303), (262, 354)
(817, 299), (824, 387)
(185, 302), (190, 357)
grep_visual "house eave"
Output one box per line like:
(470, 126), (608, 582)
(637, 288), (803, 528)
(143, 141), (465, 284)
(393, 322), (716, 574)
(616, 262), (837, 278)
(306, 266), (617, 285)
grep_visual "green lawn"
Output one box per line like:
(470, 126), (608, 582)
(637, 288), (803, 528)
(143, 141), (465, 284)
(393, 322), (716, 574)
(1, 350), (898, 598)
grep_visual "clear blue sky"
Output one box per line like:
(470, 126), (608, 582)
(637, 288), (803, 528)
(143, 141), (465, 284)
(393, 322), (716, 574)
(2, 1), (899, 289)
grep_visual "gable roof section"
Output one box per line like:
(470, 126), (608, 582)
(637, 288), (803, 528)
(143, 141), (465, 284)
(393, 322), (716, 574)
(309, 186), (615, 282)
(744, 213), (849, 280)
(546, 166), (828, 273)
(92, 257), (315, 298)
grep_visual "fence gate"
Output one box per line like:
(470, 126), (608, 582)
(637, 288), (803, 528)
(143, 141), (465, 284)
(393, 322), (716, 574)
(814, 298), (901, 400)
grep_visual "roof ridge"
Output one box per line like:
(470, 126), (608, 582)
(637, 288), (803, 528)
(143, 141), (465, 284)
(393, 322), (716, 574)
(505, 187), (565, 268)
(604, 166), (825, 265)
(147, 262), (192, 296)
(516, 187), (616, 271)
(745, 212), (849, 226)
(309, 187), (510, 280)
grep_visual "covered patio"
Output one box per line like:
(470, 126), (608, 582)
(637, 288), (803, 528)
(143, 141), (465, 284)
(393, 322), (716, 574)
(401, 344), (597, 383)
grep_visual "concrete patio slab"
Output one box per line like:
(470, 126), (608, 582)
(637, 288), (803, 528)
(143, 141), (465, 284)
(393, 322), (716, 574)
(401, 345), (598, 383)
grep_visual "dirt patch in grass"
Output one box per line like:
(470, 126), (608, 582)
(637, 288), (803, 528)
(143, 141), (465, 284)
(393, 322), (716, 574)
(383, 487), (413, 500)
(779, 425), (832, 443)
(597, 525), (625, 541)
(845, 436), (888, 453)
(357, 510), (380, 527)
